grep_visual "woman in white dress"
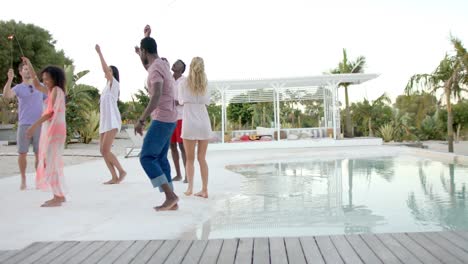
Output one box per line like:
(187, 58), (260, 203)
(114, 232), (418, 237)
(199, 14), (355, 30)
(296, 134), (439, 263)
(178, 57), (212, 198)
(95, 44), (126, 184)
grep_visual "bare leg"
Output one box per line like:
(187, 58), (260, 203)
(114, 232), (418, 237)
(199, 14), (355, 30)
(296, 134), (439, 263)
(183, 139), (196, 196)
(18, 153), (27, 190)
(170, 143), (182, 181)
(101, 130), (126, 184)
(178, 142), (187, 182)
(194, 140), (209, 198)
(154, 184), (179, 211)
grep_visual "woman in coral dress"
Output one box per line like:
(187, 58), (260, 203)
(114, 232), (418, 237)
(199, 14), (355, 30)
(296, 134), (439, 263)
(23, 57), (67, 207)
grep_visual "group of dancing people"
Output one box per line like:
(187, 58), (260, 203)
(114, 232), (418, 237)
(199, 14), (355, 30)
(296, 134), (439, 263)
(2, 25), (212, 210)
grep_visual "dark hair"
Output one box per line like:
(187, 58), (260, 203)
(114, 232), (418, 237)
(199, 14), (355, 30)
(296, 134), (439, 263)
(140, 37), (158, 54)
(18, 62), (26, 71)
(177, 59), (186, 73)
(41, 66), (66, 94)
(110, 65), (119, 82)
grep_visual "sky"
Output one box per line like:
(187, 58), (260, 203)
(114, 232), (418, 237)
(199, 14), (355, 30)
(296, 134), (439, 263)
(1, 0), (467, 104)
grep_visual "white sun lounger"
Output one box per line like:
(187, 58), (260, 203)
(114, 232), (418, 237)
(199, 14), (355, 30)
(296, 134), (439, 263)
(125, 128), (145, 158)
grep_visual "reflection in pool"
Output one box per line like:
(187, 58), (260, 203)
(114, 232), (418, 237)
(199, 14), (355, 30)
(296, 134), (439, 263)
(197, 156), (468, 239)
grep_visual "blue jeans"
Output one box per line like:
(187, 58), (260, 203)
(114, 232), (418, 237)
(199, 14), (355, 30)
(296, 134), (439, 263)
(140, 120), (176, 192)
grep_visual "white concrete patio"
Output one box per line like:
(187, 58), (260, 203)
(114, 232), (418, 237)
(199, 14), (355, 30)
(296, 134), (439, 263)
(0, 145), (466, 250)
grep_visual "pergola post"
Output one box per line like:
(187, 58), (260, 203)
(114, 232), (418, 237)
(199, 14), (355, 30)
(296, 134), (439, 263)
(272, 83), (284, 141)
(221, 87), (226, 143)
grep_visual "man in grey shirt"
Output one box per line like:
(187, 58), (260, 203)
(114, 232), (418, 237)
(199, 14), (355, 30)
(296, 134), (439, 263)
(2, 62), (47, 190)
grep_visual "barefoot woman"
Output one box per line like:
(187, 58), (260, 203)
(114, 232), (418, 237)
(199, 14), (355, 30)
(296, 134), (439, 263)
(95, 44), (126, 184)
(23, 58), (67, 207)
(178, 57), (212, 198)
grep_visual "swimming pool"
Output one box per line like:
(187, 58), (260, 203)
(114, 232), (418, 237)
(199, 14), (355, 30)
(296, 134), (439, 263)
(197, 155), (468, 239)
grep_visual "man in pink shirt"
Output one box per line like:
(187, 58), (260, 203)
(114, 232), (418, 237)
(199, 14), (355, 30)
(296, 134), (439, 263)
(134, 31), (179, 211)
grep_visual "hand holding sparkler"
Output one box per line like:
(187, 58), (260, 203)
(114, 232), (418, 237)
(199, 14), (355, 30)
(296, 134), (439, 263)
(7, 69), (14, 81)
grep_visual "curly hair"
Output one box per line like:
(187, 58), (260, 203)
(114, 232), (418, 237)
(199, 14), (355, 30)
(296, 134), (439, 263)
(41, 66), (66, 94)
(187, 57), (207, 96)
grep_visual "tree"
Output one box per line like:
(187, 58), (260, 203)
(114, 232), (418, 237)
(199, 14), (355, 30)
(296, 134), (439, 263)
(331, 49), (366, 137)
(406, 37), (468, 152)
(351, 93), (391, 137)
(394, 92), (438, 129)
(64, 65), (96, 143)
(453, 100), (468, 141)
(0, 20), (72, 88)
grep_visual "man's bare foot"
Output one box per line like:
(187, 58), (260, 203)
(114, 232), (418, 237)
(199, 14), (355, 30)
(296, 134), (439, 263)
(194, 191), (208, 198)
(184, 190), (193, 196)
(154, 203), (179, 211)
(103, 179), (119, 184)
(172, 175), (182, 181)
(183, 178), (188, 183)
(118, 171), (127, 183)
(20, 183), (26, 190)
(155, 196), (179, 211)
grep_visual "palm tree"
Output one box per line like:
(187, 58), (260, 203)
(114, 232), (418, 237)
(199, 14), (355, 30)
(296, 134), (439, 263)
(331, 49), (366, 138)
(64, 65), (96, 143)
(406, 37), (467, 153)
(352, 93), (391, 137)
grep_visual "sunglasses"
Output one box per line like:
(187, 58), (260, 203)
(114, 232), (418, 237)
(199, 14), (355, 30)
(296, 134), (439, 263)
(29, 85), (33, 93)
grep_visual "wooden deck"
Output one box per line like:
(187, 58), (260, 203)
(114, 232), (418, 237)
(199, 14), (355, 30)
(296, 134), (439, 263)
(1, 231), (468, 263)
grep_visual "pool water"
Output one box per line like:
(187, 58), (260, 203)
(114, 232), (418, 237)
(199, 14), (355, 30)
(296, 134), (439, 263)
(198, 156), (468, 239)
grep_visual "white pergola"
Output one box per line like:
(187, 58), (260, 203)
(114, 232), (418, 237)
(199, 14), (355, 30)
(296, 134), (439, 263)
(208, 73), (379, 143)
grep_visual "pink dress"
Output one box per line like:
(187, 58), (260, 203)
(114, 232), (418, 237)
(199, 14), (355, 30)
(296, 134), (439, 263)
(36, 87), (67, 196)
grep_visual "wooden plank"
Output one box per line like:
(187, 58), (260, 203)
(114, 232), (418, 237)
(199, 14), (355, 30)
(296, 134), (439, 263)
(199, 239), (223, 264)
(66, 241), (107, 264)
(130, 240), (164, 264)
(299, 237), (325, 264)
(4, 242), (50, 264)
(147, 240), (179, 263)
(35, 242), (79, 264)
(253, 238), (269, 264)
(182, 240), (208, 264)
(315, 235), (344, 264)
(438, 232), (468, 252)
(19, 241), (64, 264)
(329, 235), (363, 264)
(407, 232), (464, 264)
(235, 238), (253, 264)
(82, 241), (120, 263)
(391, 233), (443, 264)
(360, 234), (401, 264)
(284, 237), (306, 264)
(423, 232), (468, 263)
(375, 234), (422, 264)
(97, 240), (135, 264)
(269, 237), (287, 264)
(217, 239), (238, 264)
(114, 240), (150, 264)
(164, 240), (193, 264)
(0, 250), (20, 263)
(345, 235), (382, 264)
(49, 241), (95, 264)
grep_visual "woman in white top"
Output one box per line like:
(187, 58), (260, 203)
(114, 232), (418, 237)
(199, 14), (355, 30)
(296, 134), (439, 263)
(95, 44), (126, 184)
(178, 57), (212, 198)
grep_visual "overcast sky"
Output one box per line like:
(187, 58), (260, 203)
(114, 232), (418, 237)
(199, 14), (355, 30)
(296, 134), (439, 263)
(1, 0), (467, 103)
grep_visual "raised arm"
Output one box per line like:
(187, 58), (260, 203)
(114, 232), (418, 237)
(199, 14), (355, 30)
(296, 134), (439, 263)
(95, 44), (113, 82)
(22, 57), (48, 94)
(2, 69), (15, 99)
(134, 81), (163, 136)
